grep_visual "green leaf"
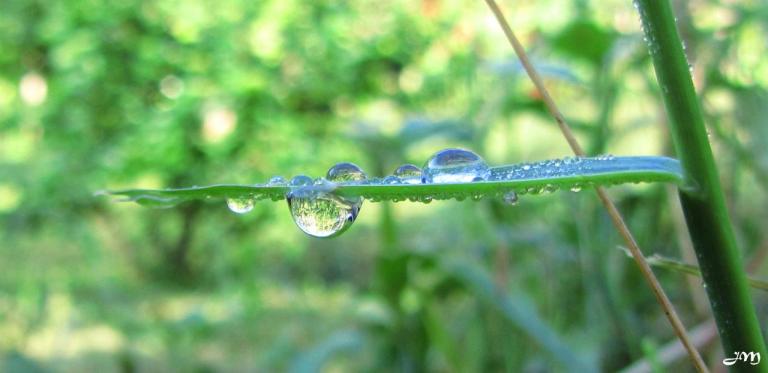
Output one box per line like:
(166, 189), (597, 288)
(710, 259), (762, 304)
(101, 156), (682, 207)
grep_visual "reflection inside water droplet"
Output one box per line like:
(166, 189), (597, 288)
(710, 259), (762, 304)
(268, 176), (286, 186)
(227, 197), (254, 214)
(383, 175), (401, 184)
(286, 188), (361, 238)
(290, 175), (313, 186)
(422, 148), (490, 183)
(327, 162), (367, 183)
(393, 164), (422, 184)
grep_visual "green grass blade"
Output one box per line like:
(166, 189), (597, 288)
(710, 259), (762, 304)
(441, 258), (597, 372)
(101, 156), (682, 207)
(643, 254), (768, 292)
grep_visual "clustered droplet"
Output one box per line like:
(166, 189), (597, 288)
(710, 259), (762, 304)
(225, 149), (621, 238)
(284, 162), (367, 238)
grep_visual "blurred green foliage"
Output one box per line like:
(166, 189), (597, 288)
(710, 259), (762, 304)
(1, 0), (767, 371)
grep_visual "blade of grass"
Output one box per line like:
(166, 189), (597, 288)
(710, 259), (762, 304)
(641, 254), (768, 292)
(442, 258), (597, 371)
(103, 156), (683, 206)
(483, 1), (707, 371)
(634, 0), (768, 368)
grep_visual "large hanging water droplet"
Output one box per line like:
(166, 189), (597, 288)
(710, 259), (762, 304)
(227, 197), (254, 214)
(327, 162), (367, 183)
(422, 148), (490, 183)
(286, 189), (361, 238)
(393, 164), (422, 184)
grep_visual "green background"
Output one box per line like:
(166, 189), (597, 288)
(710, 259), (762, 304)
(1, 0), (766, 371)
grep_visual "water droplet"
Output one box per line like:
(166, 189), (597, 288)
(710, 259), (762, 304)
(268, 176), (286, 186)
(227, 197), (254, 214)
(393, 164), (422, 184)
(502, 191), (518, 205)
(596, 154), (615, 161)
(290, 175), (313, 186)
(327, 162), (367, 183)
(422, 148), (490, 183)
(286, 189), (361, 238)
(383, 175), (401, 184)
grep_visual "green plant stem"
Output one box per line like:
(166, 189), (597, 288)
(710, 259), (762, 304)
(635, 0), (768, 366)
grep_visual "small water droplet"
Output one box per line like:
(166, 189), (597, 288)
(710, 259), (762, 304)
(422, 148), (490, 183)
(268, 176), (286, 186)
(227, 197), (254, 214)
(393, 164), (422, 184)
(286, 189), (361, 238)
(596, 154), (615, 161)
(290, 175), (313, 186)
(502, 191), (518, 205)
(327, 162), (367, 183)
(383, 175), (401, 184)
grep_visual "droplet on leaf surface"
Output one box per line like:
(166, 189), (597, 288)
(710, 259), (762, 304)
(422, 148), (490, 183)
(289, 175), (313, 186)
(326, 162), (367, 183)
(268, 176), (286, 186)
(393, 164), (422, 184)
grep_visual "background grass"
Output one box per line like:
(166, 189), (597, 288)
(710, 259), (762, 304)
(1, 0), (767, 371)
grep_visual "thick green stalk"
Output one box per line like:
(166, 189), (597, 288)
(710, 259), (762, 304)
(635, 0), (767, 366)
